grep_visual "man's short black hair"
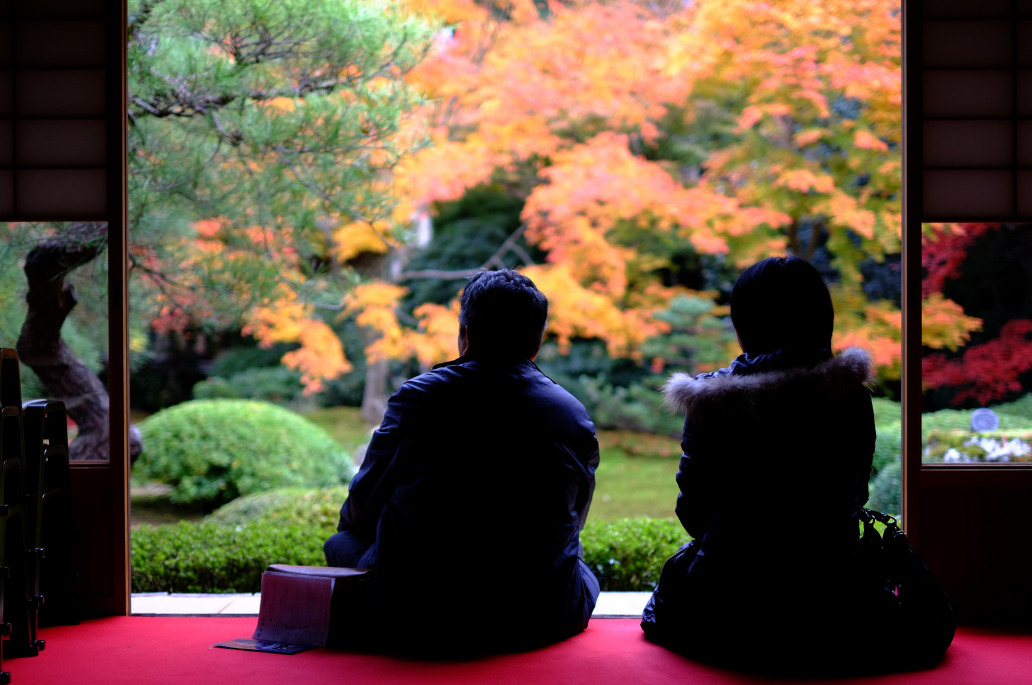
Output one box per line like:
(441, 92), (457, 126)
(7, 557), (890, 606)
(459, 269), (548, 361)
(730, 255), (834, 355)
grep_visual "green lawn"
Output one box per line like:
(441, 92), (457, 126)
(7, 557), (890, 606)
(302, 406), (376, 453)
(593, 453), (679, 520)
(594, 431), (681, 520)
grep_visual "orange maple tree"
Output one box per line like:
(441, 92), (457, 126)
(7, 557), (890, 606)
(369, 0), (915, 383)
(151, 0), (970, 415)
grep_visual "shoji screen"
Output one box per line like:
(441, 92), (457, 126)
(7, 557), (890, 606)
(921, 0), (1032, 220)
(0, 0), (117, 220)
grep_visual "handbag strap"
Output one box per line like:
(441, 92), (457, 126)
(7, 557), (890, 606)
(859, 507), (903, 548)
(861, 507), (898, 529)
(861, 507), (917, 558)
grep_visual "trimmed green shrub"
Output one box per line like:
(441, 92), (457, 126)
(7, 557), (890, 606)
(207, 486), (349, 529)
(134, 400), (353, 508)
(131, 496), (689, 593)
(132, 520), (328, 593)
(131, 496), (900, 594)
(581, 517), (687, 591)
(212, 490), (690, 590)
(873, 421), (902, 476)
(868, 458), (901, 516)
(871, 397), (902, 429)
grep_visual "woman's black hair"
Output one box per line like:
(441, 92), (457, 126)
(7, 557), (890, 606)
(459, 268), (548, 360)
(730, 255), (834, 355)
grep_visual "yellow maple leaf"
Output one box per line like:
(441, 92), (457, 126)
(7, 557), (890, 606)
(922, 293), (983, 351)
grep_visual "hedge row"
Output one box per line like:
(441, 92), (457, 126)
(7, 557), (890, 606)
(132, 488), (896, 594)
(132, 520), (327, 593)
(130, 487), (898, 594)
(582, 518), (685, 591)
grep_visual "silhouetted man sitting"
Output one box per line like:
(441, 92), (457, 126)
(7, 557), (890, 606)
(324, 269), (600, 655)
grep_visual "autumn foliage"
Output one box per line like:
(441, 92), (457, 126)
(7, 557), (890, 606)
(383, 0), (907, 381)
(921, 223), (1032, 406)
(923, 319), (1032, 406)
(127, 0), (1014, 411)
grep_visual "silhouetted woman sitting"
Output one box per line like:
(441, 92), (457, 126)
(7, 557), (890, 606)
(641, 256), (953, 674)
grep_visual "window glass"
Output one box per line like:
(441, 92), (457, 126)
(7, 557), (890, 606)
(1, 221), (111, 463)
(921, 222), (1032, 465)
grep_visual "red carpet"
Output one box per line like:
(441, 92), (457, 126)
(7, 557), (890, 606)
(9, 617), (1032, 684)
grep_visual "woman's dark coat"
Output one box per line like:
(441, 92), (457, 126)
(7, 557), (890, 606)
(642, 348), (881, 667)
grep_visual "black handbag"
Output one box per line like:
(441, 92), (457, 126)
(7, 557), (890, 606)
(856, 508), (956, 663)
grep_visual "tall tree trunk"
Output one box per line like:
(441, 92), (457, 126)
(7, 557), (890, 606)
(353, 251), (394, 427)
(16, 222), (143, 461)
(360, 356), (388, 426)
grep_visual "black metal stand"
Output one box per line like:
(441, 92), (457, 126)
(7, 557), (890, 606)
(0, 349), (77, 681)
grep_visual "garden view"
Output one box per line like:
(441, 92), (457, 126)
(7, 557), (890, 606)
(2, 0), (1031, 594)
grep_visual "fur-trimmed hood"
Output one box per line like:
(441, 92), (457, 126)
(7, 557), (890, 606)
(662, 347), (874, 416)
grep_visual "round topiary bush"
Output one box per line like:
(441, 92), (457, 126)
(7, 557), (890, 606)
(868, 458), (901, 516)
(134, 399), (353, 509)
(206, 485), (350, 529)
(873, 421), (902, 476)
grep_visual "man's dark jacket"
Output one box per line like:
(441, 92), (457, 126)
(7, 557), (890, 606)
(329, 356), (600, 653)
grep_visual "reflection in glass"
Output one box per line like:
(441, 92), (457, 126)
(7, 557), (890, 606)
(1, 222), (112, 463)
